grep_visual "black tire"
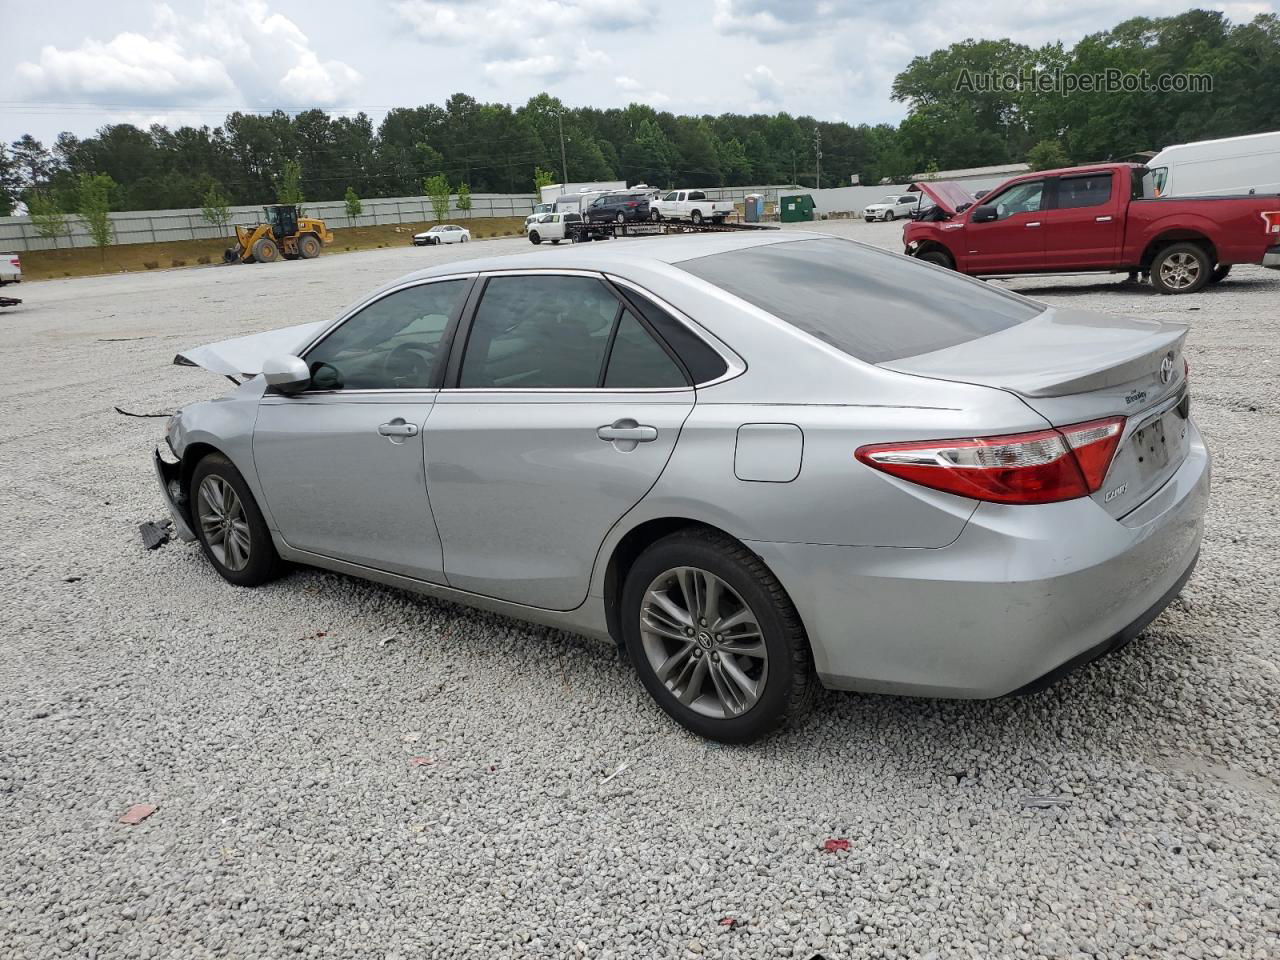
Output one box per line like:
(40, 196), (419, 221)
(691, 210), (703, 224)
(1151, 242), (1211, 295)
(616, 212), (626, 224)
(251, 237), (279, 263)
(1210, 264), (1232, 284)
(916, 249), (955, 270)
(885, 210), (895, 222)
(651, 210), (661, 222)
(529, 231), (542, 245)
(189, 453), (285, 588)
(297, 234), (321, 259)
(621, 528), (815, 743)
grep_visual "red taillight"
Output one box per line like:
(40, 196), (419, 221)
(626, 202), (638, 208)
(855, 416), (1125, 505)
(1263, 210), (1280, 235)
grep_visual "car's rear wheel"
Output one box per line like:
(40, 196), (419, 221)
(190, 453), (285, 587)
(691, 210), (703, 224)
(621, 528), (814, 743)
(616, 212), (626, 223)
(916, 249), (955, 270)
(1151, 242), (1211, 294)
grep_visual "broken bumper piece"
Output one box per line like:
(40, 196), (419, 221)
(153, 445), (197, 542)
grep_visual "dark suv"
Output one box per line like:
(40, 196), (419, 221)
(585, 192), (651, 223)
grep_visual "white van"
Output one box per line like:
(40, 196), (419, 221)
(1147, 131), (1280, 198)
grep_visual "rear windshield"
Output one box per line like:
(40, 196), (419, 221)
(677, 238), (1042, 363)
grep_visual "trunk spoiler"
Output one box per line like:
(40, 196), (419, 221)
(174, 320), (327, 377)
(908, 181), (976, 217)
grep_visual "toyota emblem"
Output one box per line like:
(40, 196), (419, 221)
(1160, 353), (1175, 384)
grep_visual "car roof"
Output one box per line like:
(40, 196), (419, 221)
(392, 230), (817, 285)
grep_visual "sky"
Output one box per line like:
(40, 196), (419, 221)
(3, 0), (1277, 146)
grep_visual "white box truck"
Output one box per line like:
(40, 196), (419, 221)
(1147, 131), (1280, 198)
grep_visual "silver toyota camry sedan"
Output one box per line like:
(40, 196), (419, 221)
(154, 232), (1210, 742)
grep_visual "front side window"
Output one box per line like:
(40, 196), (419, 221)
(459, 276), (619, 388)
(987, 180), (1044, 220)
(304, 280), (468, 390)
(678, 238), (1041, 364)
(1056, 173), (1112, 209)
(664, 192), (678, 201)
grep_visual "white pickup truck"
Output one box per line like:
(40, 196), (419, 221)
(651, 190), (735, 224)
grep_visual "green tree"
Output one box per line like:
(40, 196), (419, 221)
(27, 191), (69, 249)
(1027, 138), (1070, 170)
(423, 173), (451, 222)
(201, 181), (233, 234)
(343, 185), (362, 222)
(77, 173), (117, 260)
(274, 158), (304, 206)
(456, 181), (472, 218)
(533, 166), (557, 195)
(0, 145), (21, 217)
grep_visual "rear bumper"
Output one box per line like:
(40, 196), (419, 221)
(1263, 245), (1280, 269)
(750, 419), (1211, 698)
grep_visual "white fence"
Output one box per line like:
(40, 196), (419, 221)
(0, 182), (857, 252)
(0, 192), (542, 252)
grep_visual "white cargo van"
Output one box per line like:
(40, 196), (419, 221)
(1147, 131), (1280, 198)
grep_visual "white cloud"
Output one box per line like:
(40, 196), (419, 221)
(395, 0), (648, 85)
(15, 1), (360, 109)
(745, 65), (783, 104)
(616, 76), (643, 92)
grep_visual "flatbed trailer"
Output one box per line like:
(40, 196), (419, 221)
(567, 219), (779, 243)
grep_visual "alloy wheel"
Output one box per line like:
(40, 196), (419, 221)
(197, 475), (251, 571)
(639, 566), (768, 719)
(1159, 251), (1201, 290)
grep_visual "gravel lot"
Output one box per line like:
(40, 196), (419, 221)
(2, 222), (1278, 960)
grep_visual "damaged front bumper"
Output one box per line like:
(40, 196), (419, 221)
(153, 445), (197, 542)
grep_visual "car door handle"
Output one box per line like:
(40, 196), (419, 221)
(597, 420), (658, 442)
(378, 419), (418, 437)
(1025, 221), (1041, 228)
(1096, 215), (1113, 222)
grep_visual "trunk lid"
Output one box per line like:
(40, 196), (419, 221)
(908, 181), (976, 217)
(883, 306), (1191, 519)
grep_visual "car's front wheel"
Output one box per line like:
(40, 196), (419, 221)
(884, 210), (895, 222)
(621, 528), (814, 743)
(190, 453), (285, 587)
(529, 231), (542, 245)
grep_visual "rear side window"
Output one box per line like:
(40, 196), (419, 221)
(1057, 173), (1112, 209)
(604, 313), (686, 388)
(677, 238), (1042, 364)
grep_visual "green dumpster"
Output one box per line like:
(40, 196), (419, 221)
(780, 194), (816, 223)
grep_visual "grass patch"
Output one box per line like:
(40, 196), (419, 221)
(16, 216), (529, 281)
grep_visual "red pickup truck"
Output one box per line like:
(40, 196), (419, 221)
(903, 163), (1280, 294)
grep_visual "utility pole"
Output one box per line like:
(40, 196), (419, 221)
(813, 128), (822, 190)
(558, 111), (569, 187)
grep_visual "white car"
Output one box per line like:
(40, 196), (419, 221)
(413, 224), (471, 246)
(0, 252), (20, 286)
(862, 195), (920, 222)
(526, 212), (582, 245)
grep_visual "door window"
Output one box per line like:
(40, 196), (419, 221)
(988, 180), (1044, 220)
(459, 276), (620, 388)
(604, 312), (687, 388)
(1056, 173), (1112, 209)
(304, 279), (468, 391)
(689, 191), (706, 201)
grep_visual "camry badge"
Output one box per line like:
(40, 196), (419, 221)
(1160, 353), (1175, 384)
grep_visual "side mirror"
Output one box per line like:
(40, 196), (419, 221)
(262, 355), (311, 394)
(971, 205), (998, 223)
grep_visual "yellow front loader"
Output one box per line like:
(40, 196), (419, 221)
(223, 204), (334, 264)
